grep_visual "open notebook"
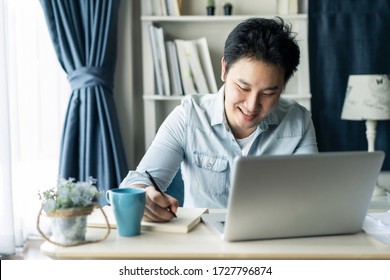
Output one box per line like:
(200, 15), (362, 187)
(88, 206), (207, 233)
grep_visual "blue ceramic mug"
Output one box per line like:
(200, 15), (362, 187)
(106, 188), (146, 237)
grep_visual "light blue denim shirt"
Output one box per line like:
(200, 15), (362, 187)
(120, 86), (318, 208)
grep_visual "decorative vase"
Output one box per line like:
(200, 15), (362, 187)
(50, 216), (87, 244)
(47, 205), (94, 245)
(37, 201), (111, 247)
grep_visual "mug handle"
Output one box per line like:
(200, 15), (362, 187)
(105, 190), (112, 205)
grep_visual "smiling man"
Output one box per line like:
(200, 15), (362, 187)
(120, 17), (318, 221)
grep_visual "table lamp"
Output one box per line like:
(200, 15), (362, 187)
(341, 74), (390, 196)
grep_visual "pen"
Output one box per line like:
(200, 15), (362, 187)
(145, 170), (177, 218)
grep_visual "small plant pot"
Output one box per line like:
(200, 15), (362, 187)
(47, 206), (93, 245)
(37, 203), (111, 247)
(207, 6), (215, 16)
(224, 4), (233, 15)
(50, 215), (88, 244)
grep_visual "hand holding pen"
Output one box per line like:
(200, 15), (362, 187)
(145, 170), (178, 218)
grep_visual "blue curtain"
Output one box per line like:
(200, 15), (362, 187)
(309, 0), (390, 170)
(40, 0), (128, 199)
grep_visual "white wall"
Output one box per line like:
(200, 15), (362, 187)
(115, 0), (144, 169)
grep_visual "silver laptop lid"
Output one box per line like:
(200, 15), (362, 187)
(224, 151), (385, 241)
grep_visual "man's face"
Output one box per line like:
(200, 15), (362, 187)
(222, 57), (285, 139)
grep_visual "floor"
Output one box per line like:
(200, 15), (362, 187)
(0, 239), (50, 260)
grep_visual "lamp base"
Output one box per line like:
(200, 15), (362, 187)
(364, 120), (386, 197)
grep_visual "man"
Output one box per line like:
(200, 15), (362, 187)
(120, 17), (318, 222)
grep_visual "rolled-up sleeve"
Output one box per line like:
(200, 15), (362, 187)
(120, 105), (186, 191)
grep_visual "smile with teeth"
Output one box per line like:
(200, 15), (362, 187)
(239, 107), (258, 120)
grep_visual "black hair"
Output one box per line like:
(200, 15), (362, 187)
(223, 17), (300, 83)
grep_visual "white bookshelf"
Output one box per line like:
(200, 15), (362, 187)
(141, 0), (310, 149)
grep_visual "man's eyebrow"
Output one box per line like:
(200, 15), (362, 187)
(237, 78), (251, 87)
(237, 79), (280, 91)
(261, 85), (279, 91)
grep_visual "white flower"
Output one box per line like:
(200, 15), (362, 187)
(38, 177), (101, 212)
(42, 199), (56, 212)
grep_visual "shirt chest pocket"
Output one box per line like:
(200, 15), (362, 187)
(193, 152), (228, 194)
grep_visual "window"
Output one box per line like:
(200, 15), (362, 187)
(5, 0), (69, 242)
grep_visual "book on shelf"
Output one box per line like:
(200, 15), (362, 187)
(88, 206), (208, 233)
(175, 37), (217, 95)
(159, 0), (167, 16)
(148, 23), (217, 96)
(166, 0), (181, 16)
(148, 24), (163, 95)
(278, 0), (298, 15)
(166, 40), (184, 95)
(150, 0), (181, 16)
(175, 39), (207, 95)
(155, 25), (171, 95)
(196, 37), (218, 93)
(148, 23), (171, 96)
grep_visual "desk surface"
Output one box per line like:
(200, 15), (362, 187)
(41, 198), (390, 260)
(41, 178), (390, 260)
(41, 223), (390, 260)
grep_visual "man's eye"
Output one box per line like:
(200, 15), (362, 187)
(237, 85), (250, 92)
(262, 91), (277, 96)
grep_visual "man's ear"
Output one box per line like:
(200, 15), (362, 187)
(221, 57), (226, 82)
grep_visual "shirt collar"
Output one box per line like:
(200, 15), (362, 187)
(210, 85), (226, 127)
(259, 106), (282, 131)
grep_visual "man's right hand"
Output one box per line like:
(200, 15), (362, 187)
(132, 185), (179, 222)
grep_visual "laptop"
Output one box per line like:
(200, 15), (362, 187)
(201, 151), (385, 242)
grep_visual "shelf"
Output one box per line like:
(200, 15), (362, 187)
(143, 94), (311, 101)
(141, 14), (307, 23)
(143, 95), (183, 101)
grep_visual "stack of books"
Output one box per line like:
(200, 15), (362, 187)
(278, 0), (299, 15)
(149, 0), (182, 16)
(148, 23), (218, 96)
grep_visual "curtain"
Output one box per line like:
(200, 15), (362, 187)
(1, 0), (73, 247)
(309, 0), (390, 170)
(39, 0), (128, 199)
(0, 0), (15, 255)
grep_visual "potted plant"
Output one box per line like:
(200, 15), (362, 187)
(223, 3), (233, 15)
(207, 0), (215, 15)
(37, 177), (104, 246)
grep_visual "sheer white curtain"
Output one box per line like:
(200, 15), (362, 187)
(0, 0), (15, 256)
(0, 0), (69, 254)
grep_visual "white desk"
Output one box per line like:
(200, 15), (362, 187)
(41, 202), (390, 260)
(40, 223), (390, 260)
(41, 173), (390, 260)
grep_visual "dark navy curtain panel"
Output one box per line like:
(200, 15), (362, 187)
(40, 0), (128, 198)
(309, 0), (390, 170)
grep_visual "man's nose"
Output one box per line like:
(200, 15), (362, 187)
(245, 91), (259, 112)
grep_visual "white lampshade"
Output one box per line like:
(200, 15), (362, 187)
(341, 75), (390, 120)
